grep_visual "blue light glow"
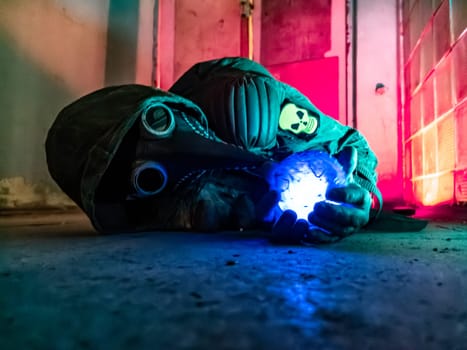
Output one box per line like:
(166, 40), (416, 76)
(268, 151), (347, 219)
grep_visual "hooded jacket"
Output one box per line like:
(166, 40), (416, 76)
(46, 59), (384, 233)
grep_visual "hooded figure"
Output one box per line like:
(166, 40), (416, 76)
(46, 57), (395, 243)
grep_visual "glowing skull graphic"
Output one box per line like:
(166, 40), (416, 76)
(279, 103), (318, 135)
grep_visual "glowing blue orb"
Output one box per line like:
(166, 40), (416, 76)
(268, 151), (347, 220)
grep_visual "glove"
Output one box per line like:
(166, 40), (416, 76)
(256, 147), (372, 244)
(308, 182), (372, 241)
(308, 146), (371, 239)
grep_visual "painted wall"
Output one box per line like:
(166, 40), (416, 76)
(355, 0), (401, 204)
(157, 0), (242, 89)
(260, 0), (332, 66)
(257, 0), (348, 125)
(0, 0), (155, 210)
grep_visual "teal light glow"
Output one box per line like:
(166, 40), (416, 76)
(268, 151), (347, 219)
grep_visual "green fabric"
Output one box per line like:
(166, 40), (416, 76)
(171, 59), (282, 151)
(46, 58), (384, 233)
(46, 84), (209, 232)
(170, 57), (383, 214)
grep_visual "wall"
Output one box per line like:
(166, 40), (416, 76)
(0, 0), (425, 211)
(401, 0), (466, 205)
(259, 0), (348, 125)
(0, 0), (155, 210)
(260, 0), (332, 67)
(354, 0), (401, 205)
(157, 0), (242, 89)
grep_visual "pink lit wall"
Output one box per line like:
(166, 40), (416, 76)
(354, 0), (401, 204)
(157, 0), (242, 89)
(258, 0), (348, 126)
(267, 57), (340, 120)
(401, 0), (467, 206)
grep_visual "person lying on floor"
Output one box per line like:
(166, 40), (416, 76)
(45, 57), (383, 244)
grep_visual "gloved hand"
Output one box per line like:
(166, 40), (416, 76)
(256, 147), (372, 244)
(307, 182), (371, 242)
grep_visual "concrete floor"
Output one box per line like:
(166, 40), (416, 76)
(0, 209), (466, 350)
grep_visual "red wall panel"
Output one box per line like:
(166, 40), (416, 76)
(266, 57), (339, 119)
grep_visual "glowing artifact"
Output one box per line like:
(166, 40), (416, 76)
(268, 150), (348, 219)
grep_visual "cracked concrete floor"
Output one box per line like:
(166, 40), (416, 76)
(0, 209), (466, 350)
